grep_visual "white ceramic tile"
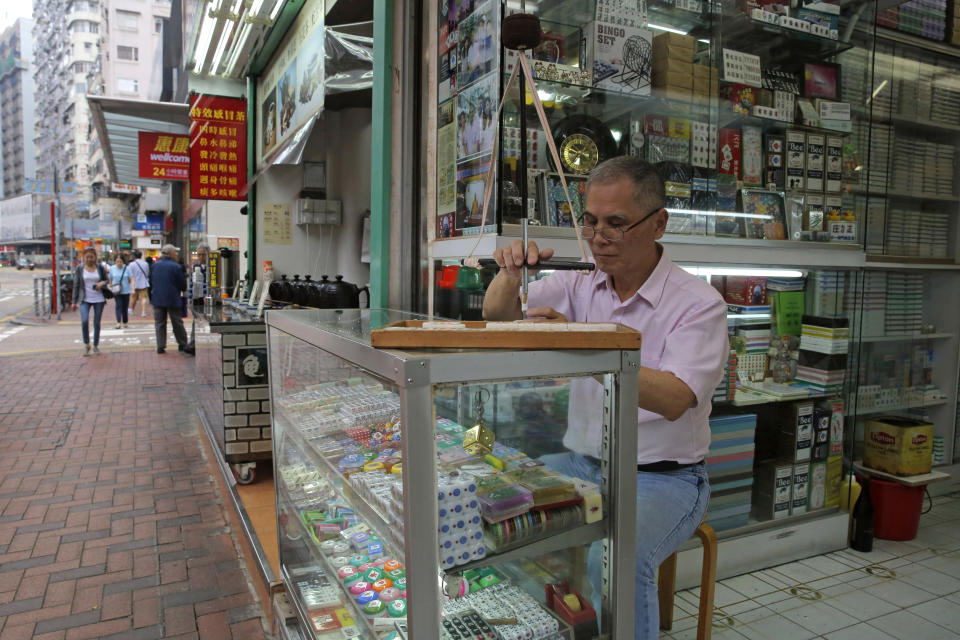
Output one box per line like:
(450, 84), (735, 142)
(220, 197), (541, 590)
(867, 609), (960, 640)
(669, 625), (750, 640)
(768, 560), (827, 584)
(753, 569), (793, 590)
(838, 546), (897, 565)
(827, 551), (870, 569)
(898, 566), (960, 597)
(724, 602), (771, 622)
(823, 622), (900, 640)
(901, 548), (938, 563)
(721, 574), (783, 599)
(664, 606), (699, 633)
(908, 598), (960, 634)
(918, 554), (960, 579)
(821, 587), (905, 622)
(799, 554), (861, 577)
(862, 579), (938, 608)
(913, 527), (960, 550)
(712, 583), (752, 608)
(753, 589), (794, 607)
(777, 600), (861, 635)
(875, 539), (925, 557)
(805, 575), (844, 590)
(736, 613), (818, 640)
(945, 591), (960, 605)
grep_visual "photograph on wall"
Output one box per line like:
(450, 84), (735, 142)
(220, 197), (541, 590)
(438, 212), (456, 238)
(439, 0), (457, 54)
(456, 154), (494, 232)
(456, 72), (496, 160)
(262, 88), (278, 154)
(438, 100), (457, 215)
(456, 0), (476, 22)
(297, 25), (325, 118)
(544, 173), (587, 228)
(278, 60), (298, 139)
(457, 1), (496, 89)
(439, 48), (457, 103)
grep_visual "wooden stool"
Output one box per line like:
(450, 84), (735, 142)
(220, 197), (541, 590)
(657, 522), (718, 640)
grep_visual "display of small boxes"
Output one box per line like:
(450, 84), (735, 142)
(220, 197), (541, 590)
(588, 21), (653, 95)
(752, 460), (793, 520)
(805, 134), (825, 191)
(786, 130), (805, 189)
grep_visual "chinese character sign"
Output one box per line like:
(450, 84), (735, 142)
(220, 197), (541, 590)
(189, 94), (248, 201)
(138, 132), (190, 180)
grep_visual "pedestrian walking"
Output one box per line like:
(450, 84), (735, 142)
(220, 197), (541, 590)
(129, 250), (152, 317)
(151, 244), (192, 355)
(71, 247), (109, 356)
(109, 254), (134, 328)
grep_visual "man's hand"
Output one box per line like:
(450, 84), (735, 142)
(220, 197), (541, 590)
(492, 240), (555, 278)
(526, 307), (567, 322)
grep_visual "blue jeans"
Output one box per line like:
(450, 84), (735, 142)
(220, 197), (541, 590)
(78, 301), (105, 346)
(540, 451), (710, 639)
(114, 293), (130, 324)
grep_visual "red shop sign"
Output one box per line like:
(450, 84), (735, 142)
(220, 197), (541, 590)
(189, 93), (247, 201)
(138, 131), (190, 181)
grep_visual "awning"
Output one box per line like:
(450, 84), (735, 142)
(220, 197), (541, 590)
(87, 96), (190, 188)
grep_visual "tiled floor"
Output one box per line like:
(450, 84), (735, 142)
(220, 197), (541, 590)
(665, 492), (960, 639)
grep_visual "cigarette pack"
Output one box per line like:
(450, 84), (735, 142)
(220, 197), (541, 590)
(753, 461), (793, 520)
(826, 136), (843, 192)
(809, 461), (827, 510)
(806, 134), (825, 192)
(765, 134), (785, 190)
(786, 131), (805, 190)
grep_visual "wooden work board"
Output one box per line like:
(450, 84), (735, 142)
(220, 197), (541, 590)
(370, 320), (642, 350)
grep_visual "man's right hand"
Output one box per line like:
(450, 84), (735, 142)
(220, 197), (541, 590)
(492, 240), (555, 279)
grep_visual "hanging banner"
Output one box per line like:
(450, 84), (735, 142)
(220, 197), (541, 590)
(138, 132), (190, 180)
(189, 94), (248, 201)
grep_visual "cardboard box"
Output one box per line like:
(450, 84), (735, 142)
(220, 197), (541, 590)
(864, 417), (934, 475)
(652, 69), (694, 90)
(693, 74), (719, 97)
(806, 134), (825, 192)
(786, 130), (805, 190)
(824, 456), (843, 508)
(718, 128), (742, 177)
(723, 276), (767, 305)
(828, 399), (844, 456)
(753, 461), (793, 520)
(792, 402), (814, 462)
(792, 463), (809, 514)
(652, 32), (695, 60)
(693, 64), (714, 81)
(742, 125), (764, 187)
(588, 22), (653, 95)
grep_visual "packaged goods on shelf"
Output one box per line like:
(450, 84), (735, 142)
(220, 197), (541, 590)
(706, 414), (757, 530)
(752, 460), (793, 520)
(864, 417), (935, 475)
(587, 19), (653, 95)
(792, 462), (809, 514)
(806, 270), (846, 318)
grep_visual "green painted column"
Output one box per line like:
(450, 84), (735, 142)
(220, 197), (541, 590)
(369, 0), (393, 309)
(247, 78), (256, 284)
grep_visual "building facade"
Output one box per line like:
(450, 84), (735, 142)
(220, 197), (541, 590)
(0, 19), (36, 200)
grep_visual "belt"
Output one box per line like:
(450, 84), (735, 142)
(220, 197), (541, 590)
(583, 455), (703, 473)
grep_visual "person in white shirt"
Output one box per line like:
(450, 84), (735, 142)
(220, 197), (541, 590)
(129, 250), (152, 317)
(71, 248), (109, 356)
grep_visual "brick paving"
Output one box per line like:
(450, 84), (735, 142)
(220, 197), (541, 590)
(0, 349), (269, 639)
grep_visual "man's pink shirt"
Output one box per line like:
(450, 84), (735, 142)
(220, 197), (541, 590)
(527, 248), (729, 464)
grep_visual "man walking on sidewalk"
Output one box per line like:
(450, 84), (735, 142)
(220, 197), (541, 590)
(151, 244), (192, 355)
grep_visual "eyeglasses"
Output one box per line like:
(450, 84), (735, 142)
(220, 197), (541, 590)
(578, 205), (664, 241)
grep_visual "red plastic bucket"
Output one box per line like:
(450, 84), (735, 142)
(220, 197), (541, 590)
(869, 477), (925, 541)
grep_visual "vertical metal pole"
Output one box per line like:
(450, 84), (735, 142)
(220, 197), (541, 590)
(53, 166), (62, 319)
(601, 354), (639, 637)
(398, 377), (440, 638)
(50, 200), (58, 317)
(370, 0), (394, 309)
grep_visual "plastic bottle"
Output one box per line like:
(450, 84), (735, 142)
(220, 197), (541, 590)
(839, 473), (862, 512)
(850, 477), (875, 552)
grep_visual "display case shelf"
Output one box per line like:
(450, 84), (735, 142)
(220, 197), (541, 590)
(850, 187), (960, 203)
(859, 332), (954, 343)
(850, 398), (949, 417)
(718, 112), (852, 136)
(705, 14), (853, 61)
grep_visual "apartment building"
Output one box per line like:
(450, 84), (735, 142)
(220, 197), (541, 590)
(0, 19), (36, 199)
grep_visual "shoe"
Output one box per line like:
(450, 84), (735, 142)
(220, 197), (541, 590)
(93, 346), (100, 355)
(122, 324), (128, 328)
(115, 323), (121, 329)
(182, 347), (195, 356)
(83, 344), (90, 356)
(141, 312), (147, 317)
(157, 348), (165, 354)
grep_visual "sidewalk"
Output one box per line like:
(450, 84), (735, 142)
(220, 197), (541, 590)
(0, 347), (270, 639)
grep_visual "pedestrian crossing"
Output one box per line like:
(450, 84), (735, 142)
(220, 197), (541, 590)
(0, 326), (25, 343)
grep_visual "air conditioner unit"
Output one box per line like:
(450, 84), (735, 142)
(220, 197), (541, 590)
(295, 198), (342, 225)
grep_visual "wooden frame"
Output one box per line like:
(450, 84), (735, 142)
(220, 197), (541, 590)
(370, 320), (642, 349)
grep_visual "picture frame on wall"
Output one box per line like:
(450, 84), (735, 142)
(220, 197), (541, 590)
(741, 189), (787, 240)
(801, 62), (841, 101)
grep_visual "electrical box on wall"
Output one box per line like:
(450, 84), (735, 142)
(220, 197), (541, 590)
(295, 198), (342, 225)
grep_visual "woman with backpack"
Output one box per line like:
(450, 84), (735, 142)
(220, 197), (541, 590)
(71, 247), (109, 356)
(109, 254), (134, 329)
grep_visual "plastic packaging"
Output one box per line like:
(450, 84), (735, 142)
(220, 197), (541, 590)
(478, 484), (534, 523)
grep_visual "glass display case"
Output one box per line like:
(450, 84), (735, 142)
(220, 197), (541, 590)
(267, 308), (641, 638)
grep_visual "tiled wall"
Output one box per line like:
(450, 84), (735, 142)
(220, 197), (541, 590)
(220, 330), (272, 462)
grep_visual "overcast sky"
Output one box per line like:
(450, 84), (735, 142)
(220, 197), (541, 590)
(0, 6), (32, 33)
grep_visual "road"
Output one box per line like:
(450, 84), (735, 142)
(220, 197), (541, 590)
(0, 265), (48, 322)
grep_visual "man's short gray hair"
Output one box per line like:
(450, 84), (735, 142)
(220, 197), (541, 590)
(586, 156), (665, 209)
(196, 242), (210, 251)
(160, 244), (179, 256)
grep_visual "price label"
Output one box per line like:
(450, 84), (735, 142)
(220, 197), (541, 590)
(829, 221), (856, 242)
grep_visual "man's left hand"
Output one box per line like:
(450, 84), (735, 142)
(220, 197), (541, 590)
(526, 307), (567, 322)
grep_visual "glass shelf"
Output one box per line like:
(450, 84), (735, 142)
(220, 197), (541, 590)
(709, 13), (854, 62)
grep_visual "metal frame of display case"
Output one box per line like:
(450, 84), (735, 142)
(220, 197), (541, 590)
(267, 308), (641, 638)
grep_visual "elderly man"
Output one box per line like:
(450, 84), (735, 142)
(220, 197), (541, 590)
(151, 244), (191, 355)
(483, 156), (728, 638)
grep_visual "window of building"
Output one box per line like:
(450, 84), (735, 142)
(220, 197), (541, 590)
(117, 45), (138, 61)
(154, 17), (163, 33)
(117, 10), (139, 30)
(75, 82), (87, 94)
(84, 42), (93, 50)
(117, 78), (138, 94)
